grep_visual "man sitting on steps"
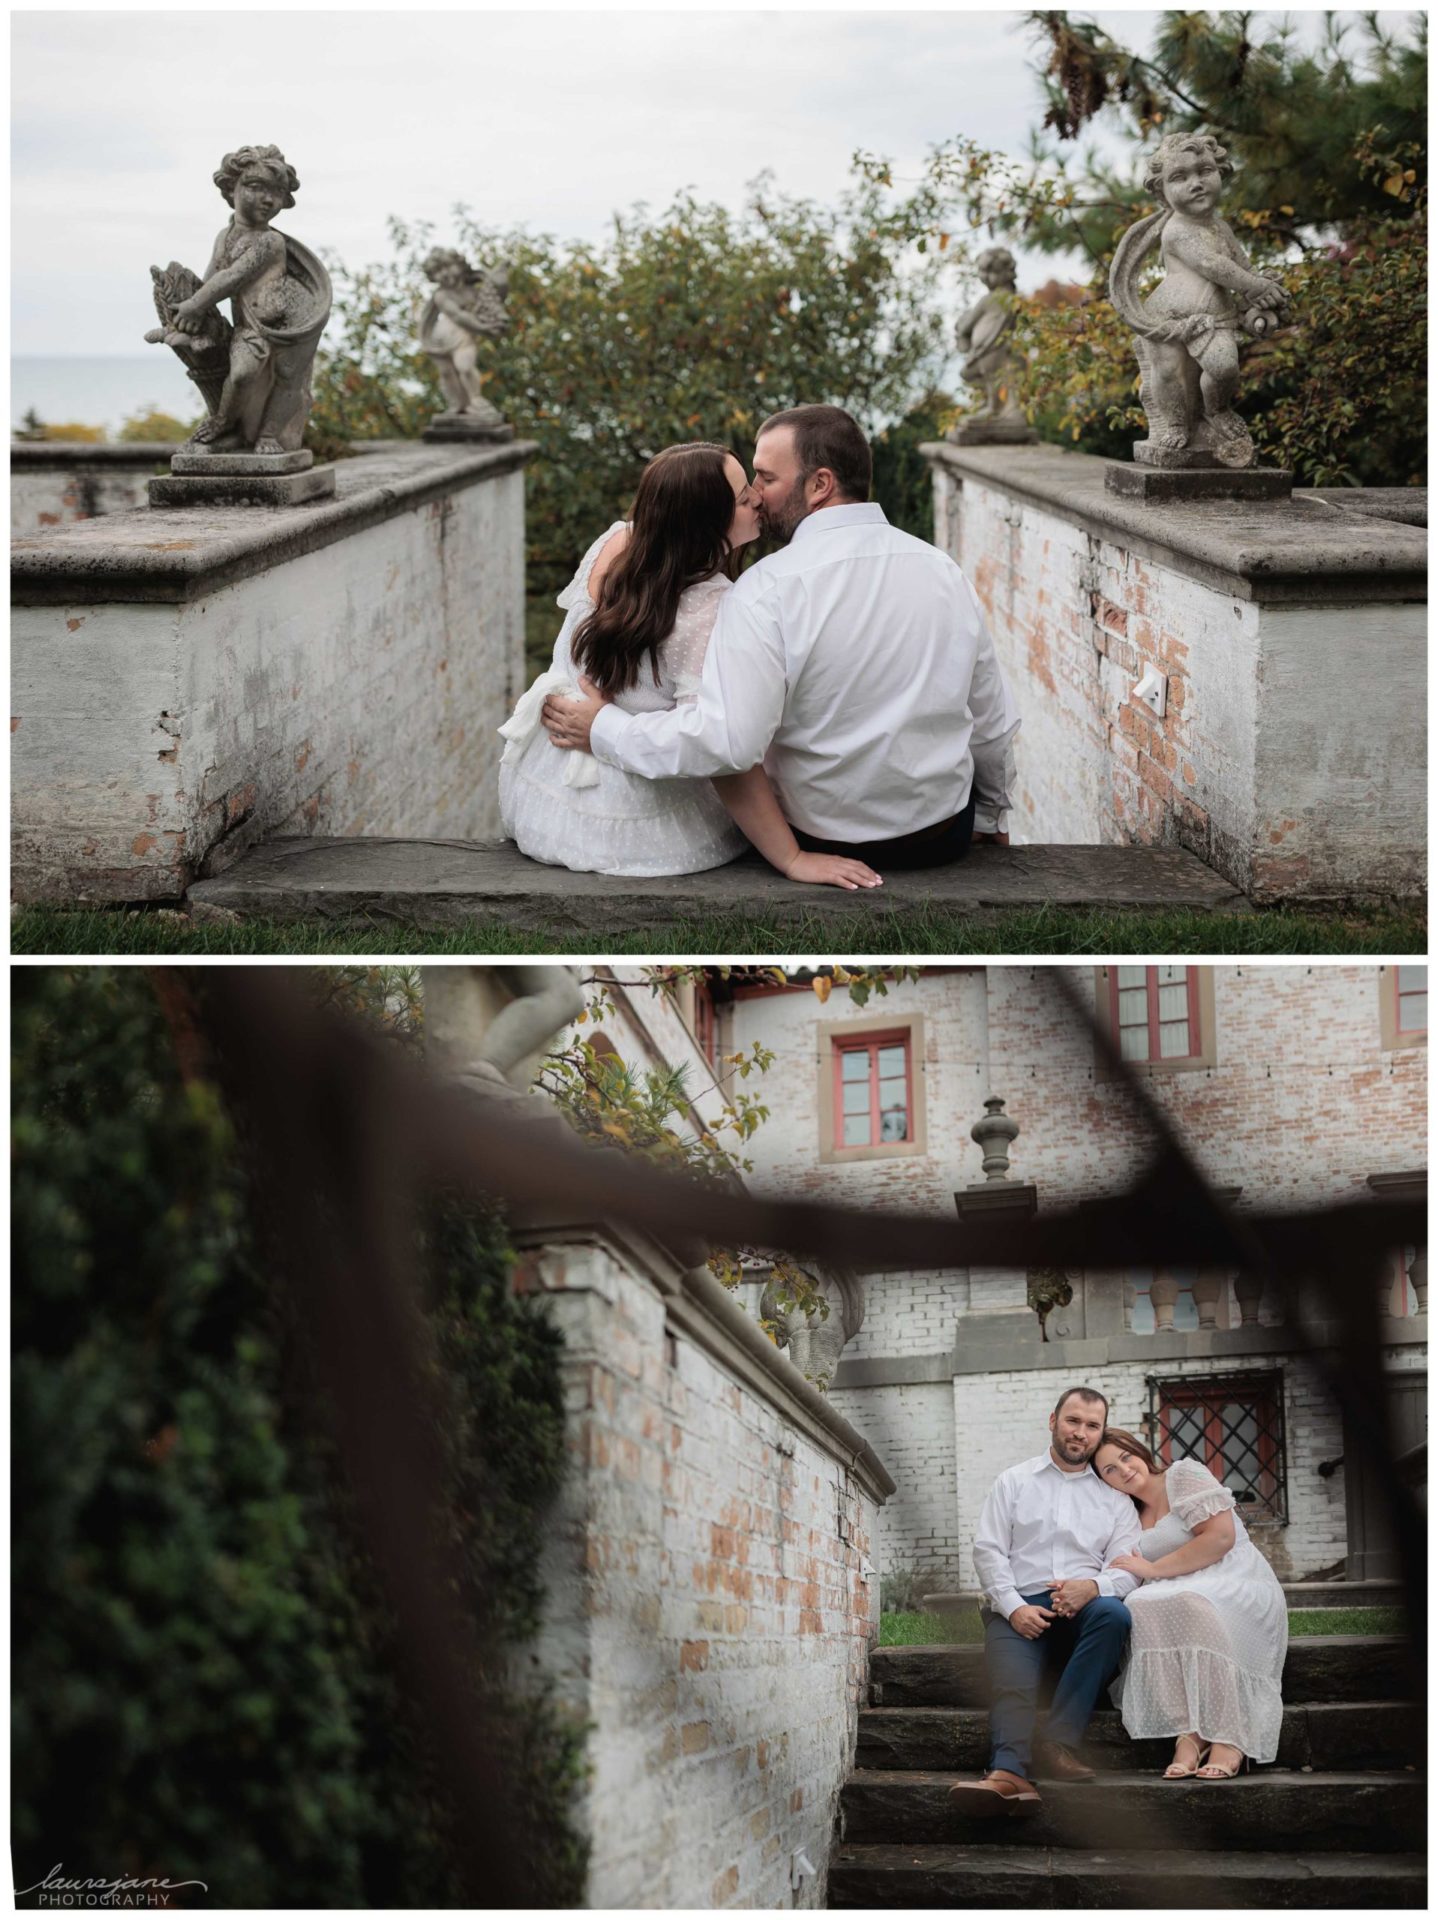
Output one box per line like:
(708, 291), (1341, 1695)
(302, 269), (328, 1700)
(949, 1385), (1142, 1816)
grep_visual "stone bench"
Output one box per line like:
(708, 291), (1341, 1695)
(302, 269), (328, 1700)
(186, 836), (1252, 933)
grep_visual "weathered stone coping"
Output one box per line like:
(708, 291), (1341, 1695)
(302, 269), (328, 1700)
(508, 1208), (896, 1505)
(834, 1310), (1428, 1390)
(11, 440), (539, 606)
(187, 836), (1253, 927)
(923, 441), (1427, 606)
(10, 440), (180, 466)
(1293, 487), (1427, 529)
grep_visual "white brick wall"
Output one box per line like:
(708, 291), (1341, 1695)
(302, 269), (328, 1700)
(12, 451), (527, 901)
(828, 1382), (959, 1583)
(517, 1233), (878, 1910)
(729, 967), (1426, 1585)
(931, 458), (1426, 900)
(842, 1269), (964, 1361)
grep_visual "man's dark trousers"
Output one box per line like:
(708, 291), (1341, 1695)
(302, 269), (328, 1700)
(791, 791), (977, 869)
(984, 1588), (1132, 1778)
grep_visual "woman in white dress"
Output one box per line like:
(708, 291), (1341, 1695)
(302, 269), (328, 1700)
(499, 441), (881, 889)
(1096, 1427), (1287, 1779)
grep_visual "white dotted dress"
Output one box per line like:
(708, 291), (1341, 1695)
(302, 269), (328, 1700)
(1108, 1456), (1288, 1762)
(498, 522), (749, 877)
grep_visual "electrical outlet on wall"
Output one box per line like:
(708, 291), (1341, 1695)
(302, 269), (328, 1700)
(1132, 664), (1167, 719)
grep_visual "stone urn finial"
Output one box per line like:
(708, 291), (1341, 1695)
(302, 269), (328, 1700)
(971, 1095), (1020, 1182)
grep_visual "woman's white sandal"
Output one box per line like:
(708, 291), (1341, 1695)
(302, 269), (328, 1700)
(1164, 1736), (1210, 1779)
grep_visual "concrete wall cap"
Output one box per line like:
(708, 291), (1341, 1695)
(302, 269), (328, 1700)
(922, 441), (1426, 605)
(12, 439), (539, 606)
(10, 441), (184, 466)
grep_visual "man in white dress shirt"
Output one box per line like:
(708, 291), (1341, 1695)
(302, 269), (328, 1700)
(540, 405), (1020, 866)
(948, 1386), (1142, 1817)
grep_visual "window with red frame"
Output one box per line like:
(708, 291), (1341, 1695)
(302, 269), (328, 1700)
(1111, 965), (1201, 1063)
(1150, 1372), (1287, 1522)
(834, 1033), (912, 1148)
(1394, 966), (1428, 1038)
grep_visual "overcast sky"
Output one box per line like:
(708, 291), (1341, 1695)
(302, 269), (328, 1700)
(11, 6), (1416, 356)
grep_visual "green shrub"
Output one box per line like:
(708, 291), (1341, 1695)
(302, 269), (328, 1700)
(312, 178), (949, 598)
(12, 968), (584, 1906)
(117, 407), (197, 444)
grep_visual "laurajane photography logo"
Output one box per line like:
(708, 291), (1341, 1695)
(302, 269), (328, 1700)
(15, 1865), (209, 1908)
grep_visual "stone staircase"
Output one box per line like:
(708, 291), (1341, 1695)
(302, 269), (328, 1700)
(829, 1636), (1425, 1907)
(927, 1579), (1405, 1614)
(185, 837), (1251, 936)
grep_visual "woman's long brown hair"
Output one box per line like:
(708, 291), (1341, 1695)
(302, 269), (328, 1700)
(571, 442), (739, 695)
(1097, 1425), (1162, 1508)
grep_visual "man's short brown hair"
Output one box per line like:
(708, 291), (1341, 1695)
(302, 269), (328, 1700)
(756, 404), (872, 502)
(1052, 1385), (1109, 1423)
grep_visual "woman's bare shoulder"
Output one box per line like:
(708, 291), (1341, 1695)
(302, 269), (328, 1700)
(587, 526), (630, 599)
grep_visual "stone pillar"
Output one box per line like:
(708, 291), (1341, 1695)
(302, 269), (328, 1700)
(1408, 1247), (1427, 1315)
(1233, 1271), (1265, 1328)
(761, 1266), (865, 1392)
(1149, 1270), (1180, 1333)
(1193, 1268), (1226, 1330)
(1378, 1257), (1398, 1319)
(955, 1094), (1037, 1313)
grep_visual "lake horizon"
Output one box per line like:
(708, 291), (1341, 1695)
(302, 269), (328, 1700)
(12, 354), (201, 435)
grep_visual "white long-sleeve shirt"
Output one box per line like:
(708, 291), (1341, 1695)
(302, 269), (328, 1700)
(973, 1452), (1143, 1623)
(588, 502), (1021, 842)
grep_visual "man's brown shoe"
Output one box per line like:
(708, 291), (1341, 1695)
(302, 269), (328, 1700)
(947, 1768), (1042, 1817)
(1033, 1741), (1095, 1782)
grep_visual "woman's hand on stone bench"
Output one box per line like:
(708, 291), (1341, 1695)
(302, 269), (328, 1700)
(782, 851), (884, 892)
(972, 829), (1010, 845)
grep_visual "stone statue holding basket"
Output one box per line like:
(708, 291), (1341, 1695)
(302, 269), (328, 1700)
(417, 247), (513, 443)
(144, 143), (335, 505)
(946, 247), (1038, 446)
(1108, 131), (1289, 476)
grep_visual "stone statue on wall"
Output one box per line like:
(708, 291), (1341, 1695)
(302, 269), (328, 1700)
(144, 145), (332, 504)
(423, 965), (585, 1104)
(418, 247), (513, 442)
(946, 248), (1038, 446)
(1108, 131), (1289, 473)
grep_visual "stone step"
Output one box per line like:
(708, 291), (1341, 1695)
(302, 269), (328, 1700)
(1281, 1579), (1406, 1611)
(827, 1844), (1427, 1909)
(926, 1577), (1407, 1613)
(187, 836), (1252, 933)
(857, 1701), (1424, 1774)
(839, 1769), (1424, 1852)
(870, 1635), (1415, 1708)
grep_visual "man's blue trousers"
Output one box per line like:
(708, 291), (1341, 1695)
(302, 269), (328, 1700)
(983, 1588), (1132, 1777)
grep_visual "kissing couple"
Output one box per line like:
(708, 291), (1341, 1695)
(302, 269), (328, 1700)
(499, 404), (1021, 890)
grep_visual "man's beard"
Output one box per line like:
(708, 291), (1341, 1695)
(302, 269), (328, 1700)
(1056, 1433), (1097, 1463)
(758, 475), (811, 546)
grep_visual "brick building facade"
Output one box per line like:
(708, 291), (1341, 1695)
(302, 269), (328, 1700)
(697, 965), (1426, 1589)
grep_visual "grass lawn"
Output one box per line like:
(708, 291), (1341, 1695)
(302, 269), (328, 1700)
(12, 898), (1426, 958)
(878, 1604), (1407, 1646)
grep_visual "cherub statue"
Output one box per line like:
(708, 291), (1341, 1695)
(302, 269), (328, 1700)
(948, 247), (1034, 439)
(1109, 132), (1289, 470)
(144, 144), (331, 457)
(417, 247), (510, 425)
